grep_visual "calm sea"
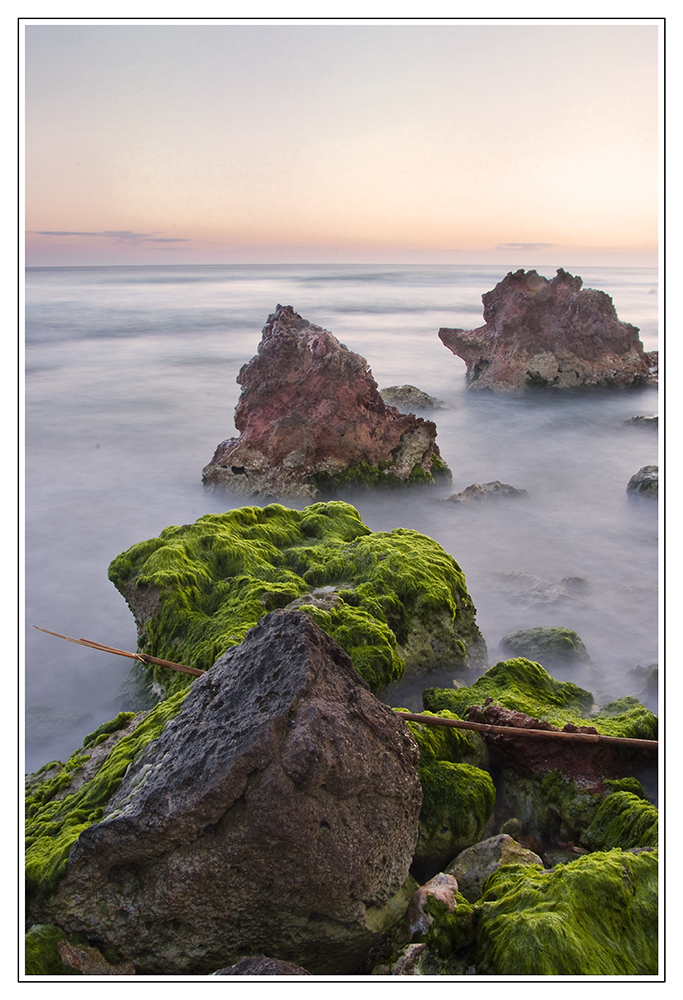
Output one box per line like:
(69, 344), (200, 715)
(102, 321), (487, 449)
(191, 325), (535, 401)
(24, 263), (659, 772)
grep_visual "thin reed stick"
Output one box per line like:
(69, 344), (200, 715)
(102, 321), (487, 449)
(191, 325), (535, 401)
(393, 710), (657, 750)
(33, 626), (205, 677)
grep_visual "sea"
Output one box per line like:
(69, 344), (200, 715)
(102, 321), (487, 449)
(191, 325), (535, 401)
(23, 263), (660, 774)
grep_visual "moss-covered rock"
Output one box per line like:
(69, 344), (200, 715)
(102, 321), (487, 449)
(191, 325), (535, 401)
(400, 711), (495, 874)
(426, 849), (658, 975)
(24, 924), (82, 976)
(583, 791), (658, 851)
(423, 657), (657, 739)
(493, 768), (605, 845)
(25, 690), (188, 908)
(108, 501), (485, 698)
(499, 626), (591, 666)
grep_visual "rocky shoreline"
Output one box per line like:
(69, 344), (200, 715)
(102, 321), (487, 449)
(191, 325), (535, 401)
(25, 274), (659, 977)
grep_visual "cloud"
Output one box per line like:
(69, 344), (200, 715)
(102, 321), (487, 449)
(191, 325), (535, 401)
(30, 230), (190, 244)
(494, 243), (556, 251)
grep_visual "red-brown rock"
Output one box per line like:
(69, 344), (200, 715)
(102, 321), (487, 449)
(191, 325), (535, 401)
(439, 269), (657, 391)
(203, 305), (451, 498)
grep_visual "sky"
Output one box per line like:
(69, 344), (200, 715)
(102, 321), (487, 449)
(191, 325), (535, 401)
(23, 19), (661, 268)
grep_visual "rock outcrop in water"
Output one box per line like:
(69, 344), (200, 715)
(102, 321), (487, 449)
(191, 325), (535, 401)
(107, 501), (487, 700)
(439, 269), (657, 391)
(202, 305), (451, 498)
(627, 465), (658, 498)
(26, 611), (423, 975)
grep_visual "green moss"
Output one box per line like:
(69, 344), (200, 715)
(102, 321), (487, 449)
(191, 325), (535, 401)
(82, 712), (136, 749)
(474, 850), (658, 974)
(583, 791), (658, 851)
(604, 777), (646, 799)
(26, 690), (189, 902)
(500, 627), (591, 665)
(108, 501), (483, 696)
(423, 657), (657, 738)
(309, 457), (448, 494)
(414, 760), (496, 871)
(25, 924), (82, 976)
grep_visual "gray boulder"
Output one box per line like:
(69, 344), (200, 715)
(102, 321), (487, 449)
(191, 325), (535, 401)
(214, 956), (311, 975)
(445, 834), (543, 902)
(32, 611), (422, 975)
(442, 481), (528, 504)
(379, 385), (445, 410)
(627, 465), (658, 498)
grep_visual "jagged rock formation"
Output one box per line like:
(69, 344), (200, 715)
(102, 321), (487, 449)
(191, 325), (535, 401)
(27, 611), (423, 975)
(203, 305), (451, 498)
(439, 269), (657, 391)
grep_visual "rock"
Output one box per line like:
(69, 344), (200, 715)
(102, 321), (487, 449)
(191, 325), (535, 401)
(400, 711), (495, 877)
(107, 501), (487, 700)
(627, 465), (658, 497)
(379, 385), (445, 410)
(422, 659), (657, 845)
(57, 941), (136, 976)
(492, 571), (589, 610)
(624, 415), (658, 429)
(202, 305), (451, 498)
(26, 611), (423, 975)
(389, 943), (428, 975)
(583, 791), (658, 851)
(214, 956), (312, 975)
(629, 663), (658, 713)
(469, 850), (658, 974)
(439, 268), (656, 391)
(498, 627), (591, 667)
(442, 481), (528, 504)
(445, 834), (543, 903)
(399, 873), (459, 942)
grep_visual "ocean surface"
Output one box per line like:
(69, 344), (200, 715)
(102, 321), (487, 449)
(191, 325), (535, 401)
(24, 263), (659, 773)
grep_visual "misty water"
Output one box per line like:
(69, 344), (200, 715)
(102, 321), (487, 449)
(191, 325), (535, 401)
(24, 263), (659, 773)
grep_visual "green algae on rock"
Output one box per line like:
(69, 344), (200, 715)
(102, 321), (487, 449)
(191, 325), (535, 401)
(499, 626), (591, 666)
(108, 501), (485, 698)
(424, 848), (657, 975)
(422, 657), (657, 739)
(476, 849), (658, 975)
(583, 790), (658, 851)
(400, 710), (495, 874)
(25, 690), (189, 906)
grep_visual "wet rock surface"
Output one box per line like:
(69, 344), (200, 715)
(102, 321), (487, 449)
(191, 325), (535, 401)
(442, 481), (528, 504)
(214, 956), (312, 975)
(499, 626), (591, 667)
(30, 611), (423, 975)
(627, 464), (658, 498)
(202, 305), (451, 498)
(379, 385), (446, 410)
(439, 269), (656, 391)
(445, 834), (543, 903)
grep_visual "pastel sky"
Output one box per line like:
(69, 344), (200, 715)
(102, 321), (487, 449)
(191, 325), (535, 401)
(24, 20), (660, 267)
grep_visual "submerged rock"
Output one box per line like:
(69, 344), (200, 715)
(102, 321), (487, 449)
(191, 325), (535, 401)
(379, 385), (446, 410)
(202, 305), (451, 498)
(439, 268), (656, 391)
(26, 611), (423, 976)
(107, 501), (486, 699)
(442, 481), (528, 504)
(627, 464), (658, 498)
(499, 626), (591, 667)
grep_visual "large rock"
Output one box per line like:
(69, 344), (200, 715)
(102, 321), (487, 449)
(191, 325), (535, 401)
(202, 305), (451, 498)
(439, 268), (656, 391)
(27, 611), (423, 975)
(107, 501), (486, 699)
